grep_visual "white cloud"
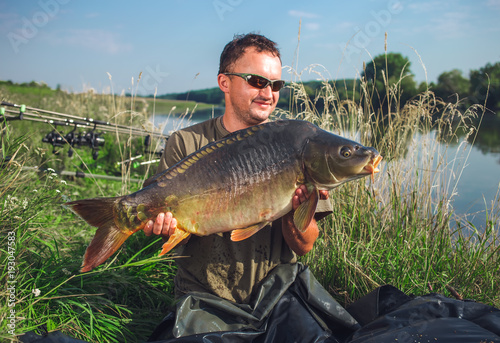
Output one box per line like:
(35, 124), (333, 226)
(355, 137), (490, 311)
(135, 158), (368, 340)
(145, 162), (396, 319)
(427, 11), (471, 38)
(0, 12), (20, 34)
(304, 22), (320, 31)
(407, 1), (474, 40)
(44, 29), (133, 54)
(486, 0), (500, 9)
(85, 12), (101, 19)
(335, 21), (356, 31)
(408, 1), (444, 13)
(288, 10), (320, 19)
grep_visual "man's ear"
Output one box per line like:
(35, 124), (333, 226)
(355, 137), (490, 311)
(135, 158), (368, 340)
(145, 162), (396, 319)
(218, 73), (230, 93)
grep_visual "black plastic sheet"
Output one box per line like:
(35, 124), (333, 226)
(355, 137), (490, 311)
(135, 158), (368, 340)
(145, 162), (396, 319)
(347, 285), (500, 343)
(148, 263), (358, 342)
(21, 263), (500, 343)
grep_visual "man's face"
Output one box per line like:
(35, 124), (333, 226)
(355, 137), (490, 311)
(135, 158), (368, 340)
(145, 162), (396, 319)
(222, 47), (282, 126)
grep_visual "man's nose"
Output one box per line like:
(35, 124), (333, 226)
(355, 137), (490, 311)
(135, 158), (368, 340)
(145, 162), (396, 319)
(259, 84), (273, 98)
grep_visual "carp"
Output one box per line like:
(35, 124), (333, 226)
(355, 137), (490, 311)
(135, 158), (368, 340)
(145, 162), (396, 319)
(66, 120), (382, 272)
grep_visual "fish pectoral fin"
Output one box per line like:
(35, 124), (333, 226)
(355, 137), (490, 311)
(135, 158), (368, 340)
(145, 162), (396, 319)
(159, 228), (191, 255)
(230, 222), (269, 242)
(293, 188), (319, 233)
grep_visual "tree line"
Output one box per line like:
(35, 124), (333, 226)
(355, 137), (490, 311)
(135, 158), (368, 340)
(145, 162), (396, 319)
(155, 54), (500, 115)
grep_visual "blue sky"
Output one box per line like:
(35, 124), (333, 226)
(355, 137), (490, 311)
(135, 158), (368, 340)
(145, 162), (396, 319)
(1, 0), (500, 96)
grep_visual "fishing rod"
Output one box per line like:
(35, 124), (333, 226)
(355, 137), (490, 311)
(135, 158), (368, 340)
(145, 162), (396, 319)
(21, 166), (142, 183)
(2, 108), (160, 138)
(1, 101), (160, 133)
(1, 102), (166, 160)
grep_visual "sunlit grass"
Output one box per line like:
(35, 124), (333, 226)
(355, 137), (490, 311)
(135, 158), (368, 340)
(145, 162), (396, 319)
(0, 89), (178, 342)
(288, 65), (500, 308)
(1, 57), (499, 343)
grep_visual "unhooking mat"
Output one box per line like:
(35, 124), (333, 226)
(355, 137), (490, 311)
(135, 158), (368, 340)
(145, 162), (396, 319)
(20, 263), (500, 343)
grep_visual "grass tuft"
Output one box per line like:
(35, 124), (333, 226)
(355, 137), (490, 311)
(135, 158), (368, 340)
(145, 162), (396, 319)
(1, 59), (499, 342)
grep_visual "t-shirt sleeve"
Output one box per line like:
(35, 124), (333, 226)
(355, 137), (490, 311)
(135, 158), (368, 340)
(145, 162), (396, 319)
(143, 132), (187, 188)
(157, 131), (187, 173)
(315, 198), (333, 221)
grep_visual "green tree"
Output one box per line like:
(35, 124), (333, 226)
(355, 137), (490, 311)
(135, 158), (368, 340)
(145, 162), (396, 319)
(434, 69), (470, 103)
(470, 62), (500, 112)
(362, 52), (418, 112)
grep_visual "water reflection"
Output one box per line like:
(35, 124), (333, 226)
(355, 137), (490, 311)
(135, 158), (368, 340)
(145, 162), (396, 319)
(447, 114), (500, 229)
(151, 107), (224, 136)
(467, 115), (500, 156)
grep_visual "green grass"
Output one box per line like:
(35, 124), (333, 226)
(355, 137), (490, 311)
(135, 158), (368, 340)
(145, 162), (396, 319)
(1, 87), (179, 342)
(1, 63), (499, 342)
(288, 69), (500, 307)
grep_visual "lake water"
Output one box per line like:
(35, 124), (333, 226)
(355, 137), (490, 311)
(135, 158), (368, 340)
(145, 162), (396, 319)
(151, 109), (500, 231)
(444, 114), (500, 230)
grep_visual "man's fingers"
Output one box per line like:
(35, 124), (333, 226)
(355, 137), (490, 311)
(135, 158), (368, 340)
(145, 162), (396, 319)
(170, 217), (177, 229)
(319, 190), (329, 200)
(144, 220), (154, 236)
(163, 212), (177, 235)
(153, 212), (165, 235)
(292, 187), (328, 211)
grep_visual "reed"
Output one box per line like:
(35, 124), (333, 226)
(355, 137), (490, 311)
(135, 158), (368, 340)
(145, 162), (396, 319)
(0, 88), (178, 342)
(290, 66), (500, 308)
(1, 63), (499, 342)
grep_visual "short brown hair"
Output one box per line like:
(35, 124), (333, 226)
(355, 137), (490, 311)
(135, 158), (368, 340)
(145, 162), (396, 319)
(218, 33), (281, 75)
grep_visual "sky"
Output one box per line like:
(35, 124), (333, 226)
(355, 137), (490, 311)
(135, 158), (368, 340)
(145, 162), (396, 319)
(1, 0), (500, 96)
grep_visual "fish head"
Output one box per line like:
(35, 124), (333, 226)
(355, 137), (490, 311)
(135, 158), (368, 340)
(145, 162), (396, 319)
(303, 131), (382, 189)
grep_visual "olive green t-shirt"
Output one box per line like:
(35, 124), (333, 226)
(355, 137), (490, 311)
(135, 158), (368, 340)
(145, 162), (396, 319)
(156, 116), (332, 304)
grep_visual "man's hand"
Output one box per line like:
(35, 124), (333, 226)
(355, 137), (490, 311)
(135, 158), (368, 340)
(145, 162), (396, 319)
(144, 212), (178, 237)
(292, 185), (329, 210)
(283, 186), (329, 256)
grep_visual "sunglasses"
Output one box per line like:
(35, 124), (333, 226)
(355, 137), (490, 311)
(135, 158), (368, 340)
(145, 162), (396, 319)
(223, 73), (285, 92)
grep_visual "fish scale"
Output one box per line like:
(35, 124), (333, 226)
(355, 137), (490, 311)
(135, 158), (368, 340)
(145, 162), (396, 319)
(66, 120), (382, 272)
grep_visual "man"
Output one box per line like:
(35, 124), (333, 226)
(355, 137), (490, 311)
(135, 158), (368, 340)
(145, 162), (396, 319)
(144, 33), (334, 340)
(144, 33), (330, 303)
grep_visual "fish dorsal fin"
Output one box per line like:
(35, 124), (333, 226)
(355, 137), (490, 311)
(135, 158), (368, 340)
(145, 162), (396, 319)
(230, 222), (269, 241)
(155, 125), (265, 185)
(293, 188), (319, 233)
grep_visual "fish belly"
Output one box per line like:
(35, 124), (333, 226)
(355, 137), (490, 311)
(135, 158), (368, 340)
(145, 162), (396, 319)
(175, 173), (297, 236)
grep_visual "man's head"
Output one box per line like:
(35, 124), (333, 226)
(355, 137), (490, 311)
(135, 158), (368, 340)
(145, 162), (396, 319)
(218, 33), (281, 75)
(218, 33), (283, 130)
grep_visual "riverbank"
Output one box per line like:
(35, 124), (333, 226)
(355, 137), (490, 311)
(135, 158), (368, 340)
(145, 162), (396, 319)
(1, 80), (499, 342)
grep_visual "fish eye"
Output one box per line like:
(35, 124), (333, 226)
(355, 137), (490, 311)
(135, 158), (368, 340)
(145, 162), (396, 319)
(340, 147), (351, 158)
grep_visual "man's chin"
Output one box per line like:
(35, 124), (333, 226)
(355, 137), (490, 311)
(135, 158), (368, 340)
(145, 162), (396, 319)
(248, 113), (272, 125)
(249, 106), (274, 122)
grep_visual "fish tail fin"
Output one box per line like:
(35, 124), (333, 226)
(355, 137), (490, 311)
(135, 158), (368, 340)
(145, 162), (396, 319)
(66, 197), (131, 272)
(159, 228), (191, 255)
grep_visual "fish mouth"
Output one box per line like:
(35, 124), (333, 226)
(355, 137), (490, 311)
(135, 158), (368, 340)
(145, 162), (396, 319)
(363, 155), (383, 181)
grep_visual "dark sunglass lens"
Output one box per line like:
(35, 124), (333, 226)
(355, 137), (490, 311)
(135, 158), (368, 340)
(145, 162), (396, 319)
(271, 81), (285, 92)
(247, 75), (269, 89)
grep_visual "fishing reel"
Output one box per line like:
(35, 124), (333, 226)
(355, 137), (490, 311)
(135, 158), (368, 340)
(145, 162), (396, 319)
(42, 124), (105, 159)
(81, 127), (105, 160)
(64, 125), (78, 157)
(42, 129), (65, 155)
